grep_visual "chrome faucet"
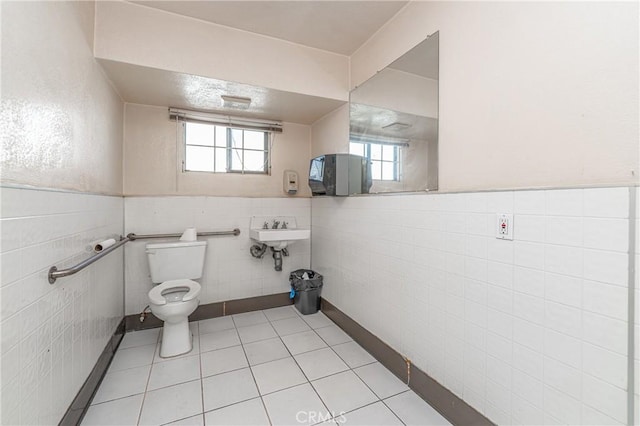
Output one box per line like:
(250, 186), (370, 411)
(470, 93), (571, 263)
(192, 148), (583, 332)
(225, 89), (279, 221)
(281, 221), (288, 229)
(263, 221), (269, 229)
(272, 220), (280, 229)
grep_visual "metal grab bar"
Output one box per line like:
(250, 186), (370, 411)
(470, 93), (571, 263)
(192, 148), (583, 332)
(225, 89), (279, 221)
(48, 229), (240, 284)
(126, 229), (240, 240)
(48, 236), (130, 284)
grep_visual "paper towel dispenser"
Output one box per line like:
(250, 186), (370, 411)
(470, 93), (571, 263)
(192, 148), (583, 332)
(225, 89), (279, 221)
(308, 154), (372, 196)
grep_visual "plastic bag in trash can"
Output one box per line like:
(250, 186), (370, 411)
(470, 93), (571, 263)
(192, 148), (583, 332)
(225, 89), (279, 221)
(289, 269), (323, 292)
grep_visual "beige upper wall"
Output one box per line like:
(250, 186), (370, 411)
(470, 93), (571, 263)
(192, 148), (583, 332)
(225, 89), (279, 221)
(94, 1), (349, 102)
(310, 104), (350, 159)
(351, 1), (639, 191)
(123, 103), (312, 197)
(1, 1), (124, 195)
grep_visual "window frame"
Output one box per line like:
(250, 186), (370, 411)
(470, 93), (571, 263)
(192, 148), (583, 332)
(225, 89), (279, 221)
(182, 120), (270, 175)
(350, 140), (400, 181)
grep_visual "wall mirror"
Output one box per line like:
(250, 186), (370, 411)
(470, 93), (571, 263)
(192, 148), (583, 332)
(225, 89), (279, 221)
(349, 31), (438, 193)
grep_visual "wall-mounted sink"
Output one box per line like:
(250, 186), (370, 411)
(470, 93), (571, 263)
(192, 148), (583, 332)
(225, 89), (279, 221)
(249, 228), (310, 250)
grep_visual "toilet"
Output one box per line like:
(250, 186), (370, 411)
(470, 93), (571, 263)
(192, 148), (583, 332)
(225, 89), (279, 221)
(145, 240), (207, 358)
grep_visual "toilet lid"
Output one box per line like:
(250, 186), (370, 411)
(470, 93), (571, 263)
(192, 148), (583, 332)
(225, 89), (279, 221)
(149, 279), (201, 306)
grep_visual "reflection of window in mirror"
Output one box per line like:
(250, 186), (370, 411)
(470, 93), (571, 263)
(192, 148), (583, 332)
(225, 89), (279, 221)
(349, 141), (399, 181)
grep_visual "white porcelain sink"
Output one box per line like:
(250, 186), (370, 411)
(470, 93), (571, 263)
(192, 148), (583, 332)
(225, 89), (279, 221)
(250, 228), (310, 250)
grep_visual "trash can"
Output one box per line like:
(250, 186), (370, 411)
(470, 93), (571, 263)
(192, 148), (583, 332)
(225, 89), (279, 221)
(289, 269), (323, 315)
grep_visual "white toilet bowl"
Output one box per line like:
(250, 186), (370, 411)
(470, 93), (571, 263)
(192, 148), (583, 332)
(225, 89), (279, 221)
(148, 279), (201, 358)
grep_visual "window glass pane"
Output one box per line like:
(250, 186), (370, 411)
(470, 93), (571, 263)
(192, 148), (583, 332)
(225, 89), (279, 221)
(244, 150), (265, 172)
(186, 146), (214, 171)
(184, 123), (269, 174)
(215, 126), (228, 147)
(382, 161), (396, 180)
(214, 147), (227, 172)
(186, 122), (215, 146)
(230, 129), (243, 149)
(370, 144), (382, 160)
(350, 142), (365, 157)
(230, 148), (243, 170)
(244, 131), (265, 150)
(382, 145), (396, 161)
(371, 160), (382, 180)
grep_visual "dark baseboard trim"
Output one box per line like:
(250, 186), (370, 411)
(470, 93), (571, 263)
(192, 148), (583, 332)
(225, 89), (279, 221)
(320, 299), (408, 381)
(321, 299), (494, 426)
(225, 292), (292, 315)
(125, 292), (293, 332)
(59, 319), (125, 426)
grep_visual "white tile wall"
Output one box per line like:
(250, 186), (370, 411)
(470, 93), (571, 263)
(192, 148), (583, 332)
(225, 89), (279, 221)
(0, 187), (124, 425)
(635, 187), (639, 426)
(312, 187), (635, 425)
(124, 197), (310, 315)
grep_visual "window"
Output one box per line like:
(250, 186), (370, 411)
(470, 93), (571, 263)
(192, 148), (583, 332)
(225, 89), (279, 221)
(350, 141), (399, 181)
(184, 121), (269, 174)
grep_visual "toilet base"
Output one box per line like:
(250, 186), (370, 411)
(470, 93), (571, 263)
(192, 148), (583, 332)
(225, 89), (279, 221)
(159, 319), (193, 358)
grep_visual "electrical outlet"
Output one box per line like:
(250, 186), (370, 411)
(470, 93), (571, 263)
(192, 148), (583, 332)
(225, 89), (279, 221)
(496, 213), (514, 240)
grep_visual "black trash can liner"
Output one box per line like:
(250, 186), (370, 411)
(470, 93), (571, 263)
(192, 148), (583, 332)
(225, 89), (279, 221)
(289, 269), (323, 315)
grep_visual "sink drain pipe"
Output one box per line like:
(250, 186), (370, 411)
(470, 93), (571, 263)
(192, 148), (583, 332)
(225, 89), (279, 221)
(250, 243), (268, 258)
(272, 248), (283, 271)
(251, 243), (288, 271)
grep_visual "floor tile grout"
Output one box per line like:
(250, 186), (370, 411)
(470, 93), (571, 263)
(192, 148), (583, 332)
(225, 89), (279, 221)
(134, 331), (160, 425)
(235, 331), (274, 425)
(272, 317), (334, 423)
(197, 326), (206, 426)
(268, 308), (408, 423)
(91, 308), (438, 426)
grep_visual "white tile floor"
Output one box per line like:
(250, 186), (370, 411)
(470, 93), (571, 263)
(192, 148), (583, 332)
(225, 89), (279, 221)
(82, 306), (451, 426)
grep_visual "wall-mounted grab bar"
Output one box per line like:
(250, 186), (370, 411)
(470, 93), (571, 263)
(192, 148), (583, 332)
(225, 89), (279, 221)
(126, 229), (240, 240)
(48, 228), (241, 284)
(48, 236), (130, 284)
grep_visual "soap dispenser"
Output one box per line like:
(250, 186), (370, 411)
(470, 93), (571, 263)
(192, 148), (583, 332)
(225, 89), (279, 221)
(283, 170), (298, 195)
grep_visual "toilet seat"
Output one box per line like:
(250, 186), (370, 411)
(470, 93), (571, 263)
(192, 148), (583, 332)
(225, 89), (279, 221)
(149, 279), (201, 306)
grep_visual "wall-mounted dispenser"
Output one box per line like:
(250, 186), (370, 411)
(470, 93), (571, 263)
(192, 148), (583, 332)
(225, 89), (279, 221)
(308, 154), (372, 196)
(283, 170), (298, 195)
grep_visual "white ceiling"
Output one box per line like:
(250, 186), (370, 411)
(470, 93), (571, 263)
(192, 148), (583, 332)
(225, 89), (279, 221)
(129, 1), (408, 55)
(98, 59), (345, 124)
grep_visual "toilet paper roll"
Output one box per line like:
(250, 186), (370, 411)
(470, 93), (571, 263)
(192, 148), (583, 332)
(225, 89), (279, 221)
(180, 228), (197, 242)
(94, 238), (116, 253)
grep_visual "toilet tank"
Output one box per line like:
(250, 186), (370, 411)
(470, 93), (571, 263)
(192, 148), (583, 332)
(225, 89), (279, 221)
(146, 241), (207, 283)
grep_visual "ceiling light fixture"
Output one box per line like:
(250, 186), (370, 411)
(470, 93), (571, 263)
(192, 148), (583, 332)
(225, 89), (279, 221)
(221, 95), (252, 109)
(381, 121), (412, 131)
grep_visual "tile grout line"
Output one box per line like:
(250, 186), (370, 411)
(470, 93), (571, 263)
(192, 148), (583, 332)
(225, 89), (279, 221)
(136, 332), (160, 425)
(267, 309), (334, 420)
(270, 307), (377, 421)
(108, 308), (428, 425)
(379, 393), (410, 426)
(270, 308), (407, 423)
(196, 323), (206, 426)
(627, 187), (636, 426)
(199, 310), (321, 422)
(236, 321), (274, 425)
(315, 321), (412, 424)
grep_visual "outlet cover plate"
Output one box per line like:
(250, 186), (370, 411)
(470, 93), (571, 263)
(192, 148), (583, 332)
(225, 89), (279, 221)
(496, 213), (514, 240)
